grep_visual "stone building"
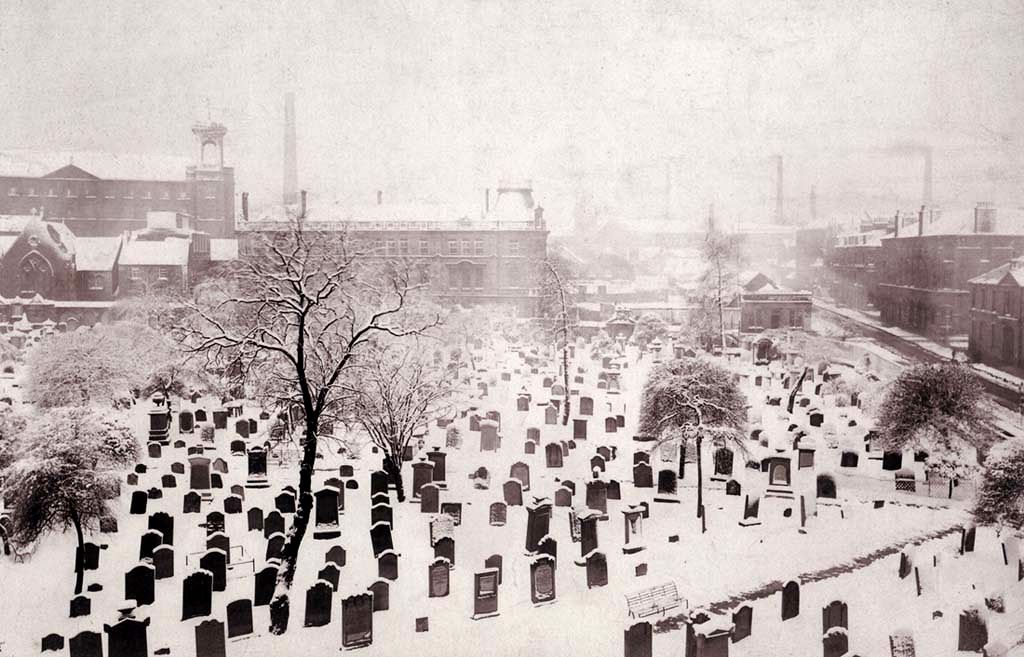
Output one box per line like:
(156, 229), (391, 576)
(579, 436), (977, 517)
(826, 230), (885, 310)
(738, 272), (811, 333)
(968, 256), (1024, 368)
(0, 122), (235, 238)
(238, 184), (549, 316)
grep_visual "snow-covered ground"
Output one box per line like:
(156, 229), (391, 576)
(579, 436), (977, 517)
(1, 344), (1021, 657)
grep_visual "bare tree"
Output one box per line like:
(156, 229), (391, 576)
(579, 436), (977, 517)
(180, 218), (438, 634)
(342, 339), (460, 500)
(537, 255), (578, 425)
(699, 229), (741, 351)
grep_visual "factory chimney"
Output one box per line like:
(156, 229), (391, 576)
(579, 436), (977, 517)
(299, 190), (307, 220)
(282, 93), (299, 207)
(241, 192), (249, 222)
(774, 155), (784, 224)
(894, 210), (900, 238)
(377, 190), (383, 206)
(809, 185), (817, 224)
(918, 205), (924, 237)
(922, 146), (933, 209)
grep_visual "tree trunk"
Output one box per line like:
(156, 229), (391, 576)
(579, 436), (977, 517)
(72, 511), (85, 595)
(695, 435), (704, 523)
(560, 339), (570, 426)
(383, 452), (406, 502)
(948, 479), (953, 499)
(269, 422), (318, 635)
(678, 438), (686, 479)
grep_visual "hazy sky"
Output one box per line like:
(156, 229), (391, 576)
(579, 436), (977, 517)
(2, 0), (1023, 228)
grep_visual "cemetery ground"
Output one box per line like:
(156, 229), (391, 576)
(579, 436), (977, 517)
(2, 342), (1022, 657)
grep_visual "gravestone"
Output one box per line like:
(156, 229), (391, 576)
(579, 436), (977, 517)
(304, 581), (333, 627)
(183, 491), (201, 514)
(153, 545), (174, 579)
(103, 618), (150, 657)
(371, 502), (394, 529)
(370, 522), (393, 557)
(525, 498), (553, 553)
(265, 533), (286, 560)
(182, 569), (214, 620)
(124, 563), (155, 606)
(484, 554), (503, 584)
(633, 463), (653, 488)
(200, 548), (228, 591)
(194, 619), (226, 657)
(554, 487), (572, 507)
(247, 507), (264, 532)
(254, 564), (278, 606)
(326, 545), (347, 567)
(411, 460), (435, 499)
(368, 579), (390, 611)
(314, 487), (341, 539)
(503, 479), (523, 506)
(958, 608), (988, 651)
(781, 580), (800, 620)
(823, 628), (849, 657)
(530, 554), (557, 605)
(264, 511), (285, 538)
(420, 484), (440, 514)
(434, 536), (455, 567)
(472, 569), (500, 620)
(545, 443), (563, 468)
(223, 495), (243, 514)
(822, 600), (848, 633)
(510, 461), (531, 491)
(585, 550), (608, 588)
(429, 557), (451, 598)
(732, 605), (752, 642)
(655, 470), (678, 503)
(624, 622), (653, 657)
(227, 599), (254, 638)
(130, 491), (148, 515)
(274, 491), (296, 514)
(69, 631), (103, 657)
(378, 549), (399, 580)
(318, 563), (340, 591)
(342, 593), (374, 648)
(69, 595), (91, 618)
(441, 502), (463, 526)
(586, 480), (608, 517)
(489, 502), (507, 526)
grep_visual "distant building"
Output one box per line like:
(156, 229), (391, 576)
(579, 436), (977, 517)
(738, 272), (811, 332)
(117, 213), (212, 296)
(0, 122), (235, 238)
(826, 230), (886, 310)
(238, 184), (549, 316)
(875, 205), (1024, 339)
(968, 256), (1024, 368)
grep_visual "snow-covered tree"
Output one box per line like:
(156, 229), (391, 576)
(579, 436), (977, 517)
(342, 340), (459, 501)
(0, 405), (27, 471)
(638, 358), (747, 529)
(1, 408), (136, 594)
(972, 443), (1024, 531)
(874, 362), (996, 469)
(698, 230), (741, 351)
(633, 313), (669, 351)
(536, 254), (578, 425)
(181, 219), (437, 634)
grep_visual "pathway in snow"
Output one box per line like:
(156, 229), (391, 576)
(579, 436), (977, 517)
(653, 521), (964, 633)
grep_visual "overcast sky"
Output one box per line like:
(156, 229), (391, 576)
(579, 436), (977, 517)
(2, 0), (1023, 228)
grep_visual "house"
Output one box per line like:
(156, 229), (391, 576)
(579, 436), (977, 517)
(739, 272), (811, 333)
(968, 256), (1024, 368)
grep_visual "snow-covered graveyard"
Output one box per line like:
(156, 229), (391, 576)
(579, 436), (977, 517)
(2, 339), (1022, 657)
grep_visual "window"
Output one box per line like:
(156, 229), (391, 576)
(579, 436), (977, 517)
(419, 240), (429, 255)
(124, 187), (134, 199)
(399, 239), (408, 255)
(386, 240), (396, 256)
(157, 267), (169, 281)
(474, 240), (484, 255)
(130, 267), (141, 281)
(47, 188), (56, 197)
(448, 240), (458, 255)
(84, 185), (96, 198)
(462, 240), (471, 255)
(87, 273), (104, 290)
(509, 240), (520, 256)
(161, 190), (171, 200)
(66, 187), (76, 198)
(473, 265), (484, 289)
(177, 191), (188, 200)
(143, 190), (152, 200)
(27, 187), (36, 197)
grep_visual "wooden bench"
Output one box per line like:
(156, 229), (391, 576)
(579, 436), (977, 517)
(625, 581), (684, 619)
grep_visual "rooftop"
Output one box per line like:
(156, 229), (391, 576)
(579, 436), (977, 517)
(0, 150), (191, 181)
(75, 237), (122, 271)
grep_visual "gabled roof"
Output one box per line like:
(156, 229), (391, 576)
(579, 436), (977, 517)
(969, 257), (1024, 287)
(119, 236), (190, 266)
(41, 164), (100, 180)
(75, 237), (122, 271)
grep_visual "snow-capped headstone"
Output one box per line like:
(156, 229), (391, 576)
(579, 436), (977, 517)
(530, 554), (556, 605)
(182, 570), (213, 620)
(341, 593), (373, 648)
(429, 557), (451, 598)
(194, 618), (226, 657)
(303, 580), (332, 627)
(471, 568), (500, 620)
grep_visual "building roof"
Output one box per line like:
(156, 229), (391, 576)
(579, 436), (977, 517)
(969, 257), (1024, 287)
(75, 237), (122, 271)
(119, 236), (190, 266)
(0, 149), (191, 181)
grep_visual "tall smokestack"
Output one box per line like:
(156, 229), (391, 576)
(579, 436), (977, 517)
(485, 189), (490, 214)
(918, 205), (924, 237)
(241, 192), (249, 222)
(809, 185), (817, 224)
(894, 210), (900, 238)
(376, 190), (383, 206)
(707, 203), (716, 234)
(299, 190), (307, 219)
(774, 155), (784, 224)
(283, 93), (298, 206)
(922, 146), (933, 209)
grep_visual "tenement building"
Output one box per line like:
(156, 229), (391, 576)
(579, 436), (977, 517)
(237, 184), (550, 316)
(0, 122), (235, 238)
(875, 205), (1024, 339)
(968, 256), (1024, 368)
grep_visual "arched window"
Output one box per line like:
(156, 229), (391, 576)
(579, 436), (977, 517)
(19, 251), (54, 296)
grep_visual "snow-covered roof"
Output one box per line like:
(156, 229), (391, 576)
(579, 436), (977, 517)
(119, 236), (190, 266)
(74, 237), (122, 271)
(0, 149), (191, 181)
(969, 257), (1024, 287)
(210, 238), (238, 262)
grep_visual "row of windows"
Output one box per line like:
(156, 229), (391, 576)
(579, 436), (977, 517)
(972, 285), (1019, 317)
(7, 185), (218, 201)
(746, 308), (805, 329)
(127, 267), (171, 281)
(355, 238), (521, 257)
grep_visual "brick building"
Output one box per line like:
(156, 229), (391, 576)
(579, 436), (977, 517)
(875, 207), (1024, 339)
(826, 230), (885, 310)
(0, 122), (235, 238)
(968, 257), (1024, 368)
(238, 185), (549, 316)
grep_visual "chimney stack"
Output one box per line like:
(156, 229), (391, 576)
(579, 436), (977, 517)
(242, 192), (249, 221)
(282, 93), (299, 206)
(894, 210), (900, 238)
(809, 186), (817, 224)
(376, 190), (383, 206)
(484, 188), (490, 214)
(774, 155), (784, 224)
(974, 202), (996, 233)
(300, 190), (307, 219)
(918, 205), (924, 237)
(922, 146), (933, 208)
